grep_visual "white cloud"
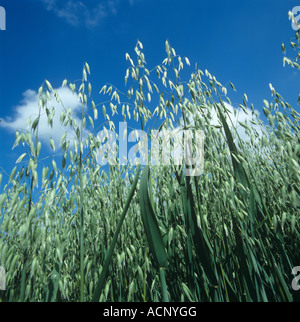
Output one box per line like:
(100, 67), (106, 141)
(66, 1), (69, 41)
(208, 102), (265, 143)
(176, 101), (267, 159)
(0, 87), (82, 149)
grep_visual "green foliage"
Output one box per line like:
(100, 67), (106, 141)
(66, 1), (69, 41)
(0, 36), (300, 302)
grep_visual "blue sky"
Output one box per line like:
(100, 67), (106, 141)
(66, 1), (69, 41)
(0, 0), (299, 181)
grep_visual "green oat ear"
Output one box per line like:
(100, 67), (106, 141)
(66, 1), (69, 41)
(45, 262), (61, 302)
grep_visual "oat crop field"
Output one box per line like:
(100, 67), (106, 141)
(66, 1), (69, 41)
(0, 23), (300, 302)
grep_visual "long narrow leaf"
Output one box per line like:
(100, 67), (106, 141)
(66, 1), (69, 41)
(92, 166), (141, 302)
(139, 166), (168, 269)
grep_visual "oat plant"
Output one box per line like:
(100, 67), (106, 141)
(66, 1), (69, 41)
(0, 32), (300, 302)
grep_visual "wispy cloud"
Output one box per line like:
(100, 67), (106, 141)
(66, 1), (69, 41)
(39, 0), (122, 27)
